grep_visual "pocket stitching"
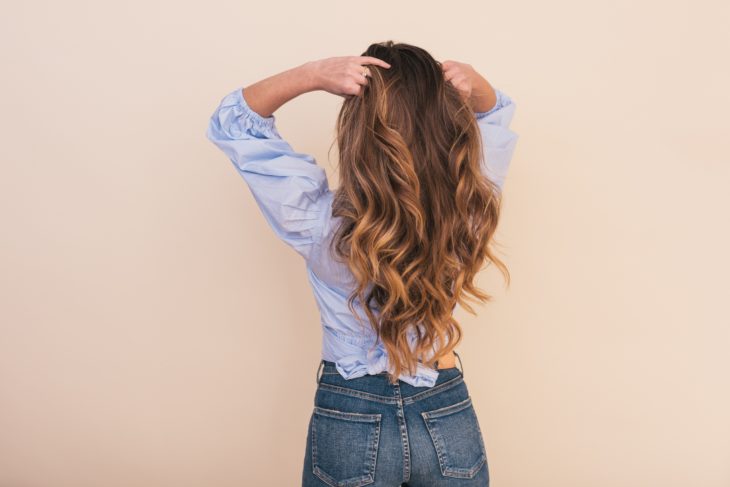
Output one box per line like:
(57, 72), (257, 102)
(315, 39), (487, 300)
(420, 396), (487, 479)
(311, 407), (382, 487)
(421, 396), (473, 419)
(313, 406), (382, 422)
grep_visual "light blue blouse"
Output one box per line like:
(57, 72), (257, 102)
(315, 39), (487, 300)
(206, 86), (518, 388)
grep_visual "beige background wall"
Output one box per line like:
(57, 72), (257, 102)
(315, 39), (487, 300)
(1, 0), (728, 486)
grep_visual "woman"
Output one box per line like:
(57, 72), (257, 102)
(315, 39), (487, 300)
(206, 41), (518, 487)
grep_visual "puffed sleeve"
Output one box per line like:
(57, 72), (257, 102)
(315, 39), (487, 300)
(474, 88), (519, 192)
(205, 87), (332, 262)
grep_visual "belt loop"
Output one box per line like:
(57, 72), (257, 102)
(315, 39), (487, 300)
(454, 351), (464, 377)
(315, 359), (324, 384)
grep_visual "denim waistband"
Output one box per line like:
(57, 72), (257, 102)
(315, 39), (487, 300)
(314, 352), (466, 405)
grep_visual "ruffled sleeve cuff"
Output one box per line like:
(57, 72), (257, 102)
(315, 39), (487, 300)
(212, 86), (283, 140)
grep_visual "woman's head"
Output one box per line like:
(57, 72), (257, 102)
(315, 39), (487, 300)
(329, 41), (509, 384)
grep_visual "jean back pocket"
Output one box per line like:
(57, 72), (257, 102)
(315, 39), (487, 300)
(311, 406), (382, 487)
(421, 396), (487, 479)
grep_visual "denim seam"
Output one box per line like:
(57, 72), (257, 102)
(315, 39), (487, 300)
(393, 382), (411, 482)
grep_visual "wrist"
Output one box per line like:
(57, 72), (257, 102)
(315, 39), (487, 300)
(297, 61), (322, 93)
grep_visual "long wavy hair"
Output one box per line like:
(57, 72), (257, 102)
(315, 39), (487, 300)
(328, 41), (510, 384)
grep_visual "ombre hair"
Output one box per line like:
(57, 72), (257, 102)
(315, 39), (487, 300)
(328, 41), (510, 384)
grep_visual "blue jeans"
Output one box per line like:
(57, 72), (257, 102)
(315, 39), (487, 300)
(302, 352), (490, 486)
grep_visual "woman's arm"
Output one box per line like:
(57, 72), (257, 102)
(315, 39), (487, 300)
(241, 63), (320, 119)
(440, 60), (498, 112)
(242, 56), (392, 118)
(441, 60), (518, 193)
(205, 56), (391, 262)
(468, 74), (498, 113)
(474, 89), (518, 192)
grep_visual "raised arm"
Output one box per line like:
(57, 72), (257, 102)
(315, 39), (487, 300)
(240, 63), (320, 119)
(205, 57), (391, 262)
(473, 88), (518, 192)
(441, 61), (519, 192)
(243, 55), (392, 117)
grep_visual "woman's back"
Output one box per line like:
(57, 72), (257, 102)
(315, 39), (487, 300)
(205, 83), (518, 388)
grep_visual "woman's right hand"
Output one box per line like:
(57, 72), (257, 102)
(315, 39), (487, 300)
(307, 56), (392, 98)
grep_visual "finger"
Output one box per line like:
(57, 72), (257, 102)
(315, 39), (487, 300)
(353, 70), (370, 86)
(351, 64), (371, 80)
(357, 56), (391, 69)
(348, 83), (363, 96)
